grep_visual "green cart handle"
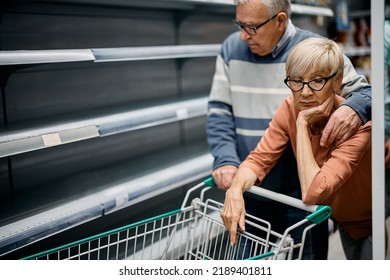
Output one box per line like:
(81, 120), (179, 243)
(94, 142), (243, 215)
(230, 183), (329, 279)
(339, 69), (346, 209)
(306, 205), (332, 225)
(203, 176), (217, 188)
(203, 176), (332, 225)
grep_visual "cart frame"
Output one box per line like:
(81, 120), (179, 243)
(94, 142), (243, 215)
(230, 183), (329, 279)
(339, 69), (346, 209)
(22, 177), (331, 260)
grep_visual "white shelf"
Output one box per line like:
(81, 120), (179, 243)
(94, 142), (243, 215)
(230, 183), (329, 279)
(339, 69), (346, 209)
(93, 44), (221, 62)
(0, 44), (221, 66)
(0, 153), (213, 256)
(342, 45), (371, 57)
(0, 97), (208, 158)
(0, 49), (95, 66)
(292, 3), (334, 17)
(168, 0), (335, 16)
(49, 0), (334, 16)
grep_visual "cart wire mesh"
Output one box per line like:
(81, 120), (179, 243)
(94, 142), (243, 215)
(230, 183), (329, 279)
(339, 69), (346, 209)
(22, 179), (331, 260)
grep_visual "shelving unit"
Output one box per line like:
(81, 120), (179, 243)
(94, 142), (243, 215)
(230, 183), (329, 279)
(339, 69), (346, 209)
(328, 1), (372, 79)
(0, 0), (335, 258)
(0, 44), (221, 158)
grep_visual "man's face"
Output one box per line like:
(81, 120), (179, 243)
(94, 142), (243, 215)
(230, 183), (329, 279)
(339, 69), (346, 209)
(235, 2), (282, 56)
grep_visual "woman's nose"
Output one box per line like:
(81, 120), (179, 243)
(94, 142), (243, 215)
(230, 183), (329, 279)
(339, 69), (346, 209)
(300, 84), (314, 97)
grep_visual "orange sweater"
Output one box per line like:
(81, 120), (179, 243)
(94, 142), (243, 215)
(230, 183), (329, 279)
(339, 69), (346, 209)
(241, 95), (372, 240)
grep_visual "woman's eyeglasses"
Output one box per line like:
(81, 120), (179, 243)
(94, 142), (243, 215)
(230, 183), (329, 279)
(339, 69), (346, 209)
(284, 72), (338, 92)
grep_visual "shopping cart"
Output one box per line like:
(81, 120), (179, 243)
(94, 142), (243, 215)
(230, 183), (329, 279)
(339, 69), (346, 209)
(22, 177), (331, 260)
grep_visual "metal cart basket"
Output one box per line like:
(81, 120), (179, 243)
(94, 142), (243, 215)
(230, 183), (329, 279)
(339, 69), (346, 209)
(22, 177), (331, 260)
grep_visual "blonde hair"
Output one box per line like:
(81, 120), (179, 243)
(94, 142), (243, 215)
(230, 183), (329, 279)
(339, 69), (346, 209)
(285, 37), (344, 79)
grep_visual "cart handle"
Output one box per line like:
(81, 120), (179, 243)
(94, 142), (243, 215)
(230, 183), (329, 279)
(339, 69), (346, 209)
(203, 177), (331, 225)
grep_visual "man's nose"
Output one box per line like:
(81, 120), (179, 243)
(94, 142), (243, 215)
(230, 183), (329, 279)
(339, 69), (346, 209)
(239, 29), (251, 40)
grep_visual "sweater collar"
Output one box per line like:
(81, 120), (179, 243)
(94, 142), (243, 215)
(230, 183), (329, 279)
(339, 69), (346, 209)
(272, 19), (296, 57)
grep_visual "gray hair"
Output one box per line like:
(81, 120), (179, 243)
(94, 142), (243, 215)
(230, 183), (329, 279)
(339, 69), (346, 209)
(285, 38), (344, 79)
(234, 0), (291, 18)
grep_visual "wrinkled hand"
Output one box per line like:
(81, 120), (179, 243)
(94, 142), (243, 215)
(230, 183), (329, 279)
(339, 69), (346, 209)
(221, 187), (246, 245)
(212, 165), (238, 191)
(385, 139), (390, 169)
(320, 105), (361, 147)
(298, 93), (334, 125)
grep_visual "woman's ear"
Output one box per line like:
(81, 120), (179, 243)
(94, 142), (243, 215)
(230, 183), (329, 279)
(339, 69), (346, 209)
(333, 73), (343, 92)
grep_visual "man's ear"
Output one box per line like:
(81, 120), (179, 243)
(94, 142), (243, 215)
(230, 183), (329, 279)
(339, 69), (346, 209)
(276, 12), (288, 26)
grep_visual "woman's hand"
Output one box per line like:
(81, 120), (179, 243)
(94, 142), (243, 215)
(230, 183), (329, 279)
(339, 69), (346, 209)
(221, 186), (246, 245)
(220, 167), (257, 245)
(299, 94), (335, 125)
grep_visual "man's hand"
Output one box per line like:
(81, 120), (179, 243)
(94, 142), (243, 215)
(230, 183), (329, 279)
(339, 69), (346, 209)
(220, 186), (246, 245)
(212, 165), (238, 191)
(320, 106), (361, 147)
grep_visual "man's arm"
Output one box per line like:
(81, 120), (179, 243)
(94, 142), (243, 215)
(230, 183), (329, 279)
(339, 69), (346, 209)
(321, 55), (371, 147)
(320, 106), (362, 147)
(207, 55), (241, 189)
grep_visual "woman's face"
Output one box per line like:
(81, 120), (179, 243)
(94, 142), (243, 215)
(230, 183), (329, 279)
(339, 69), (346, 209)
(289, 71), (339, 111)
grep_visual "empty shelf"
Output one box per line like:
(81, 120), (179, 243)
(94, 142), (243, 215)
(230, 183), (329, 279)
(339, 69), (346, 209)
(291, 3), (334, 17)
(0, 44), (221, 66)
(0, 153), (213, 256)
(111, 0), (334, 17)
(0, 125), (100, 158)
(0, 97), (208, 158)
(341, 46), (371, 57)
(0, 49), (95, 66)
(98, 97), (208, 136)
(93, 44), (221, 62)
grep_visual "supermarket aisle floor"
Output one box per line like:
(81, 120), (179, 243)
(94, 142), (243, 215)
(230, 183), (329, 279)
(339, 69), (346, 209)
(328, 217), (390, 260)
(327, 230), (346, 260)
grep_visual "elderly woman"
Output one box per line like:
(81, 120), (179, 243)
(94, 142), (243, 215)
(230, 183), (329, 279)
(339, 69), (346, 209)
(221, 37), (372, 260)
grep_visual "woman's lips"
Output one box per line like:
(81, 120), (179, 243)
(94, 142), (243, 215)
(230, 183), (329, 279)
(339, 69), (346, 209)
(299, 102), (317, 109)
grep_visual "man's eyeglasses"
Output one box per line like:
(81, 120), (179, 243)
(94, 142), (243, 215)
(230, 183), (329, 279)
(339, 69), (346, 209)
(232, 13), (278, 36)
(284, 72), (338, 92)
